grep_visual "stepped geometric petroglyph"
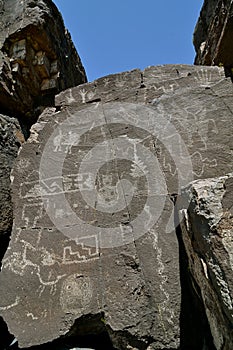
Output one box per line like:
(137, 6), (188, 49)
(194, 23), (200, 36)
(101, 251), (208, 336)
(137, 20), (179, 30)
(0, 64), (233, 349)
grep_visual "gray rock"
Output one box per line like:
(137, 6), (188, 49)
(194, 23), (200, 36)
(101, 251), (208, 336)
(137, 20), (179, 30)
(0, 64), (233, 349)
(0, 114), (23, 261)
(0, 114), (23, 349)
(178, 173), (233, 350)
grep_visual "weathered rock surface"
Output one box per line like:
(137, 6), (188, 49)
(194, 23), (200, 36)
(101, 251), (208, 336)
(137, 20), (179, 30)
(0, 114), (24, 350)
(0, 0), (86, 256)
(0, 0), (87, 130)
(194, 0), (233, 67)
(0, 1), (87, 347)
(178, 173), (233, 350)
(0, 114), (24, 261)
(0, 64), (233, 349)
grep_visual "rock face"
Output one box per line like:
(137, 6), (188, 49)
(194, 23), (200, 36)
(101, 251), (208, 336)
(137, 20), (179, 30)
(0, 1), (233, 349)
(178, 174), (233, 350)
(0, 0), (87, 132)
(0, 114), (24, 262)
(0, 1), (86, 347)
(0, 0), (86, 250)
(0, 114), (24, 350)
(0, 0), (87, 260)
(194, 0), (233, 67)
(0, 64), (233, 349)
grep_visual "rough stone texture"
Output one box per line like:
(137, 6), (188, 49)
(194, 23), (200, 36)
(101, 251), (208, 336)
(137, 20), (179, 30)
(0, 114), (24, 350)
(0, 1), (87, 347)
(0, 64), (233, 349)
(0, 114), (24, 261)
(178, 173), (233, 350)
(0, 0), (87, 255)
(0, 0), (87, 129)
(194, 0), (233, 67)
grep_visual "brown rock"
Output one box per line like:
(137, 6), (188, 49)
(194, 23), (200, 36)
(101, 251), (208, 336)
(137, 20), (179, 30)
(178, 173), (233, 350)
(0, 64), (233, 349)
(194, 0), (233, 68)
(0, 0), (87, 129)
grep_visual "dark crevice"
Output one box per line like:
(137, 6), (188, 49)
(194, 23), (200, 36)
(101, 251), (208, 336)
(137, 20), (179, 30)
(0, 231), (11, 270)
(140, 72), (146, 88)
(2, 314), (116, 350)
(174, 204), (216, 350)
(0, 93), (55, 140)
(224, 66), (233, 82)
(86, 98), (101, 104)
(0, 317), (15, 350)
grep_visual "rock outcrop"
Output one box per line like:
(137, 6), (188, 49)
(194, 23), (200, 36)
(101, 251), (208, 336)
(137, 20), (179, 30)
(0, 0), (87, 134)
(0, 0), (233, 349)
(0, 114), (24, 262)
(0, 114), (24, 350)
(0, 0), (86, 263)
(0, 1), (86, 347)
(178, 174), (233, 350)
(194, 0), (233, 68)
(0, 64), (233, 349)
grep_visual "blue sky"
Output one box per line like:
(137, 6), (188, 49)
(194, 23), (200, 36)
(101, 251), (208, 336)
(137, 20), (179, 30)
(53, 1), (204, 82)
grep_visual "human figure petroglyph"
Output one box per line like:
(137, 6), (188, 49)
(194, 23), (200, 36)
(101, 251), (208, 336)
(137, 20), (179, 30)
(22, 203), (43, 228)
(97, 174), (119, 206)
(53, 129), (80, 153)
(167, 101), (219, 150)
(79, 88), (88, 103)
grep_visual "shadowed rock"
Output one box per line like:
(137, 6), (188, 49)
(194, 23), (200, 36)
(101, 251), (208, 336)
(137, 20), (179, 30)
(194, 0), (233, 68)
(0, 64), (233, 349)
(0, 0), (87, 129)
(178, 173), (233, 350)
(0, 1), (87, 346)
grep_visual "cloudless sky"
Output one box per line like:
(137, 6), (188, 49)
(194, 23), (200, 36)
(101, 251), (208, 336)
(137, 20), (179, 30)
(53, 1), (204, 82)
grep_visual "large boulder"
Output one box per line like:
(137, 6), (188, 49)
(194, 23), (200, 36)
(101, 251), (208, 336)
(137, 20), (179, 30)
(178, 173), (233, 350)
(0, 64), (233, 349)
(194, 0), (233, 68)
(0, 0), (87, 131)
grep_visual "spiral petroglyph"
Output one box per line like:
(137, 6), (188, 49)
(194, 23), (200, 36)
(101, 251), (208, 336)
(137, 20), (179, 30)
(39, 102), (193, 248)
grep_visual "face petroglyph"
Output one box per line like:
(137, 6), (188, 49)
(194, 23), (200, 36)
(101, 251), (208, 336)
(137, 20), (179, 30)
(0, 65), (233, 348)
(39, 102), (194, 248)
(60, 274), (93, 314)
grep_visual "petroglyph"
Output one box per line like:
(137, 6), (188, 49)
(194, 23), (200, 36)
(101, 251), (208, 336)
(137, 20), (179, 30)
(53, 129), (80, 153)
(0, 65), (232, 348)
(0, 297), (20, 311)
(60, 274), (93, 314)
